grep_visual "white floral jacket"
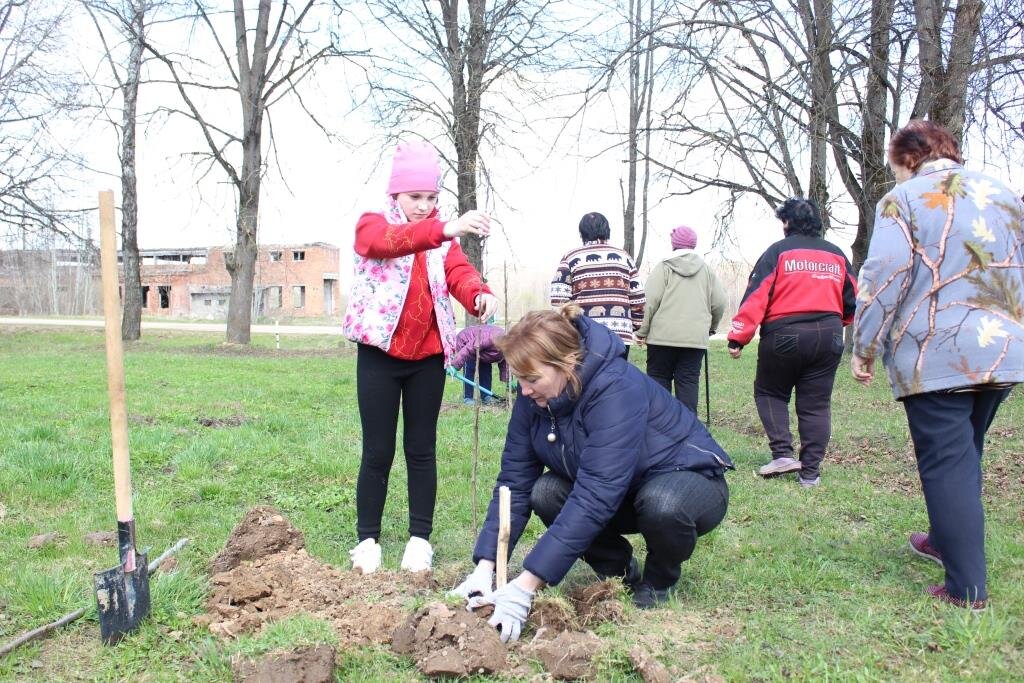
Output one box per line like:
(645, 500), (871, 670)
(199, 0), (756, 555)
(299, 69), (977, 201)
(853, 159), (1024, 398)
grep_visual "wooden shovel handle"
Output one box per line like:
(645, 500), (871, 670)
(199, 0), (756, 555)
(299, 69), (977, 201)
(99, 191), (133, 524)
(496, 486), (511, 588)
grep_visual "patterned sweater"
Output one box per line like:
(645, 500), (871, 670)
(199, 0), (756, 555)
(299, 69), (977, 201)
(853, 159), (1024, 398)
(550, 241), (645, 344)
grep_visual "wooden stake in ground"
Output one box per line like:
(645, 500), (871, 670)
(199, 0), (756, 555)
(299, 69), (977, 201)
(496, 485), (511, 588)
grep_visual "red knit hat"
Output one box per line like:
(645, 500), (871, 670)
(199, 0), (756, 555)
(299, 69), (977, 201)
(671, 225), (697, 250)
(387, 141), (441, 194)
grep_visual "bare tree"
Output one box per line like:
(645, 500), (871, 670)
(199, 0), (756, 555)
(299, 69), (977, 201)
(142, 0), (352, 344)
(83, 0), (160, 340)
(0, 0), (84, 243)
(364, 0), (573, 272)
(612, 0), (1023, 272)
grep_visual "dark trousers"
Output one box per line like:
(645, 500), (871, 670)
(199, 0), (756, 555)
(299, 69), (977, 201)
(646, 345), (705, 415)
(754, 318), (843, 478)
(463, 357), (493, 400)
(902, 387), (1012, 603)
(356, 344), (445, 541)
(530, 470), (728, 590)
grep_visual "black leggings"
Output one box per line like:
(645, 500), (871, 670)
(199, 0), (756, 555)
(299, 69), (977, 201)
(356, 344), (445, 541)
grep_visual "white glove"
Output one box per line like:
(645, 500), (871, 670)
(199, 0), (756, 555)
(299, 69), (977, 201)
(449, 563), (494, 600)
(468, 581), (534, 643)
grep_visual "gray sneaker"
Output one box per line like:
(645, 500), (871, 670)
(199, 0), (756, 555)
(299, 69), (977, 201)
(758, 457), (802, 477)
(798, 475), (821, 488)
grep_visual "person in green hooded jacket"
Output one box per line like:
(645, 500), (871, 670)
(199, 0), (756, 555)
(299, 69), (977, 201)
(636, 225), (727, 415)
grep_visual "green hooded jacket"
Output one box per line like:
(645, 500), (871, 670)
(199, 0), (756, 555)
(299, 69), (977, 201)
(637, 251), (727, 349)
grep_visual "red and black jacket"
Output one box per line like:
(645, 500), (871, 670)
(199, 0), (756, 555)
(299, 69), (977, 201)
(727, 234), (857, 348)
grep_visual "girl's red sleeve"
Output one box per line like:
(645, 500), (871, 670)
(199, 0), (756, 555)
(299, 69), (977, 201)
(445, 240), (493, 315)
(354, 212), (447, 258)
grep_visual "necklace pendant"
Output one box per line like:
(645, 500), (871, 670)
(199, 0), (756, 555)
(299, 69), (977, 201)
(547, 431), (557, 443)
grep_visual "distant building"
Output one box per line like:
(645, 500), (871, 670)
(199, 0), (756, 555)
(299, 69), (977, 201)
(0, 247), (100, 315)
(123, 243), (340, 319)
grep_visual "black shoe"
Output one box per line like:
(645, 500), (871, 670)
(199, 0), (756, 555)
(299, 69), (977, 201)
(631, 582), (671, 610)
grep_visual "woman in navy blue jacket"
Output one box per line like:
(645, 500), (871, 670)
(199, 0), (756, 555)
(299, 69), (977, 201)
(452, 304), (733, 641)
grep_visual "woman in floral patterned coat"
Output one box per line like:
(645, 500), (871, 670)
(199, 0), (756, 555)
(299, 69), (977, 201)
(852, 120), (1024, 610)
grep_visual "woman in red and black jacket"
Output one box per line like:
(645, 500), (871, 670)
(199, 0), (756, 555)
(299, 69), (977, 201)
(727, 198), (856, 486)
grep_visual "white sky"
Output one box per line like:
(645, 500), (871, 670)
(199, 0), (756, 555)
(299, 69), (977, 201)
(63, 2), (1019, 297)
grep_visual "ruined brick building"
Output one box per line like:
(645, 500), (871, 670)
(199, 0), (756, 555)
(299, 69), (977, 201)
(125, 243), (340, 319)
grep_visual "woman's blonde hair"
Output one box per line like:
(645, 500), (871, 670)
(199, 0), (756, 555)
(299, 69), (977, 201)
(496, 304), (584, 397)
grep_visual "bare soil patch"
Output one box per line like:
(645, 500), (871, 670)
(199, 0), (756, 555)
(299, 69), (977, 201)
(197, 414), (248, 428)
(83, 531), (117, 547)
(26, 532), (61, 549)
(232, 644), (336, 683)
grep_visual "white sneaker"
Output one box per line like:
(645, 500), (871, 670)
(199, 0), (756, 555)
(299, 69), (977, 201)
(400, 537), (433, 573)
(350, 538), (381, 574)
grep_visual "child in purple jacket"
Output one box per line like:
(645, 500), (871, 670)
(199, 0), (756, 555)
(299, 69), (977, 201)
(453, 324), (509, 405)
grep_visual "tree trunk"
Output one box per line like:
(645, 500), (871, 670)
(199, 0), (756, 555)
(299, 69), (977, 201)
(800, 0), (833, 232)
(224, 0), (269, 345)
(120, 1), (145, 342)
(623, 0), (641, 257)
(852, 0), (894, 274)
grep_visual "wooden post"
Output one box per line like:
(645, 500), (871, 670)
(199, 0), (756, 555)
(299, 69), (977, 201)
(496, 485), (511, 588)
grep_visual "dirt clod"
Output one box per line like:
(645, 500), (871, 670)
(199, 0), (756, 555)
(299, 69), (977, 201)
(629, 646), (672, 683)
(567, 580), (625, 627)
(83, 531), (117, 547)
(528, 595), (578, 635)
(210, 506), (305, 573)
(527, 630), (602, 680)
(391, 602), (507, 677)
(232, 645), (336, 683)
(27, 532), (61, 549)
(156, 556), (179, 573)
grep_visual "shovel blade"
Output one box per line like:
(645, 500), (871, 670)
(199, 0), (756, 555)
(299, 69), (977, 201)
(94, 551), (150, 644)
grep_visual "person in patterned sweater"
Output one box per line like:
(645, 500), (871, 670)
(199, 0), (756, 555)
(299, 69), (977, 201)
(549, 212), (644, 351)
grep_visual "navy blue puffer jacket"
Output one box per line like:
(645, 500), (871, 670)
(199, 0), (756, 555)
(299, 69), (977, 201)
(473, 314), (734, 585)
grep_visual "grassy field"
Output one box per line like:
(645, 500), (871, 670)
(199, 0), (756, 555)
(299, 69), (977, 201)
(0, 326), (1021, 681)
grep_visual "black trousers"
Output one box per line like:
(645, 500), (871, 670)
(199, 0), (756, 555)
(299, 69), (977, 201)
(356, 344), (445, 541)
(530, 470), (728, 590)
(463, 357), (493, 400)
(754, 318), (843, 478)
(902, 387), (1012, 603)
(646, 344), (705, 415)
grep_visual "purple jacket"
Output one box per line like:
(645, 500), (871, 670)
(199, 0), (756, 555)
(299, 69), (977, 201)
(453, 325), (508, 382)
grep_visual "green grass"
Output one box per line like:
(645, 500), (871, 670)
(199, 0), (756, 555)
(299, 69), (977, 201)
(0, 326), (1022, 681)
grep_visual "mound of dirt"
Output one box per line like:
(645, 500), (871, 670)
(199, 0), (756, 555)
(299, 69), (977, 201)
(197, 548), (436, 646)
(391, 602), (507, 677)
(210, 506), (305, 573)
(232, 644), (336, 683)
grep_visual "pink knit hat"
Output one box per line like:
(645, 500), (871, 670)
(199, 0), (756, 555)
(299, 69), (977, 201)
(387, 140), (441, 194)
(670, 225), (697, 250)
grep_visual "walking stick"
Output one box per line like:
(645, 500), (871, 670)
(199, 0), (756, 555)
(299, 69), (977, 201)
(704, 349), (711, 426)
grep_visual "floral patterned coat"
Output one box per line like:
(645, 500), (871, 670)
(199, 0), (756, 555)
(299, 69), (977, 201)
(853, 159), (1024, 398)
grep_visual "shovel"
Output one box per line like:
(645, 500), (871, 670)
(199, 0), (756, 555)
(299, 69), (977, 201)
(93, 190), (150, 644)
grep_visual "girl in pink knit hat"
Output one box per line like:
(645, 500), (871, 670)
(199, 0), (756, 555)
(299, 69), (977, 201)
(343, 140), (498, 574)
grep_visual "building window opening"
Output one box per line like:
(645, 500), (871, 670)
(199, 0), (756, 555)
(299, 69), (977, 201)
(218, 298), (226, 306)
(293, 285), (305, 309)
(292, 250), (305, 261)
(141, 286), (149, 307)
(270, 251), (282, 262)
(204, 299), (212, 306)
(268, 286), (282, 309)
(158, 286), (170, 309)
